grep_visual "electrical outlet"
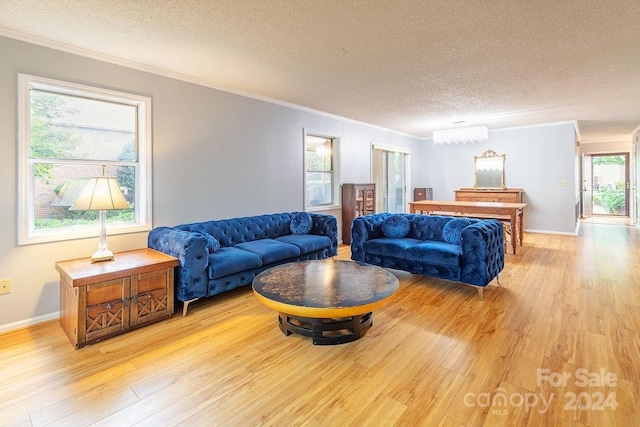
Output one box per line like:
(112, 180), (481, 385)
(560, 180), (567, 187)
(0, 278), (11, 295)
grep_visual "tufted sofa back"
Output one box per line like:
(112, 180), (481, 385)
(175, 212), (296, 247)
(406, 214), (461, 241)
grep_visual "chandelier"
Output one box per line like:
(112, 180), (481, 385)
(432, 126), (488, 145)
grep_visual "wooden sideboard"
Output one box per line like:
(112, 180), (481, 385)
(455, 188), (524, 204)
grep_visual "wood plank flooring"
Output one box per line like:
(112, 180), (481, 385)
(1, 222), (639, 426)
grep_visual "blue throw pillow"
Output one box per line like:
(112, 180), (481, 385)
(290, 212), (313, 234)
(381, 215), (411, 238)
(200, 231), (220, 253)
(442, 218), (472, 245)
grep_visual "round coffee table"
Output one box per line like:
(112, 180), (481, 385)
(252, 259), (399, 345)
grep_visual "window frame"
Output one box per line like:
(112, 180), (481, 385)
(303, 129), (340, 211)
(17, 74), (152, 245)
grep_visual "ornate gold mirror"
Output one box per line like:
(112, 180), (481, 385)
(474, 149), (506, 190)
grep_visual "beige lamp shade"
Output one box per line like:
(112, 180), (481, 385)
(70, 176), (129, 211)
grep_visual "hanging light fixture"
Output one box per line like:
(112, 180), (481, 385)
(432, 125), (488, 145)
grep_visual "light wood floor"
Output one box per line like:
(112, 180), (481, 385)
(1, 223), (639, 426)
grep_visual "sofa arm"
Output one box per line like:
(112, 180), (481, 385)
(310, 213), (339, 256)
(459, 220), (505, 286)
(350, 213), (391, 262)
(148, 227), (209, 302)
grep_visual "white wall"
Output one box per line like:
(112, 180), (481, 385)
(419, 123), (579, 234)
(0, 35), (418, 328)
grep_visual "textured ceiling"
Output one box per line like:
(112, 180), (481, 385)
(1, 0), (639, 142)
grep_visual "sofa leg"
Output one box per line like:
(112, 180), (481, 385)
(496, 275), (501, 286)
(182, 298), (199, 317)
(477, 286), (484, 301)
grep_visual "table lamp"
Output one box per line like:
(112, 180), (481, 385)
(70, 165), (130, 263)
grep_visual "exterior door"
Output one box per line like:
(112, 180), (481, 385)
(582, 154), (593, 218)
(591, 153), (629, 216)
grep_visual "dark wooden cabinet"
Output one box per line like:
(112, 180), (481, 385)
(413, 187), (433, 202)
(342, 183), (375, 244)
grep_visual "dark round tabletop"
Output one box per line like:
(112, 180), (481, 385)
(252, 259), (399, 318)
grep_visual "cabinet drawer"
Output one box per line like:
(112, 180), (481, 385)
(86, 278), (128, 306)
(132, 288), (170, 325)
(85, 298), (128, 341)
(81, 277), (130, 343)
(136, 268), (169, 294)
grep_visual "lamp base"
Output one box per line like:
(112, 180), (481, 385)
(91, 248), (115, 263)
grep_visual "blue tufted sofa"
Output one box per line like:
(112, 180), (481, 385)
(148, 212), (337, 315)
(350, 213), (504, 299)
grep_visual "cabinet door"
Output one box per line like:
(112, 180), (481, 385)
(82, 277), (130, 343)
(131, 268), (173, 326)
(364, 186), (375, 214)
(355, 188), (365, 216)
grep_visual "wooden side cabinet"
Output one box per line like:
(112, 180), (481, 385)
(56, 248), (179, 349)
(342, 183), (375, 245)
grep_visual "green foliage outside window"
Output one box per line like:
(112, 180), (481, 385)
(34, 206), (135, 229)
(30, 91), (81, 183)
(593, 155), (624, 165)
(600, 188), (625, 213)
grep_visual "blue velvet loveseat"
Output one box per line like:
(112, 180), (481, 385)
(148, 212), (337, 315)
(350, 213), (504, 299)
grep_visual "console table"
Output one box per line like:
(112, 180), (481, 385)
(409, 200), (526, 255)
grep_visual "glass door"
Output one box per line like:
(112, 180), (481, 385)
(591, 154), (629, 216)
(372, 146), (409, 213)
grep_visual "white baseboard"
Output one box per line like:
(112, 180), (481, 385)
(524, 228), (579, 236)
(0, 311), (60, 334)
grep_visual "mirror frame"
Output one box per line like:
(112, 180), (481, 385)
(474, 149), (506, 190)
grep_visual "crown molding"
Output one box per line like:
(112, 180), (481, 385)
(0, 28), (417, 139)
(579, 135), (632, 145)
(490, 120), (579, 134)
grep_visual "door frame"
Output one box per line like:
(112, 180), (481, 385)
(581, 153), (593, 218)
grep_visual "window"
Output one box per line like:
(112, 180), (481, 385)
(304, 131), (339, 210)
(18, 74), (152, 245)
